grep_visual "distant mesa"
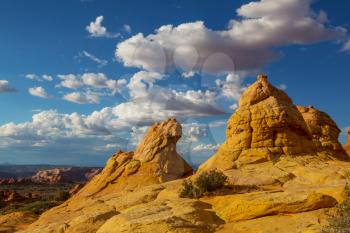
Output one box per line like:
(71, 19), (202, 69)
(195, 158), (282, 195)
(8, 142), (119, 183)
(31, 167), (100, 184)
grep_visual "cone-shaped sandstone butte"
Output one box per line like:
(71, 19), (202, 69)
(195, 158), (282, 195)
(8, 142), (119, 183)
(77, 118), (193, 197)
(200, 74), (349, 172)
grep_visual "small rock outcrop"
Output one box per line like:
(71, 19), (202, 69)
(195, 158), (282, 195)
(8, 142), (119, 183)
(200, 75), (348, 172)
(345, 129), (350, 155)
(297, 105), (348, 159)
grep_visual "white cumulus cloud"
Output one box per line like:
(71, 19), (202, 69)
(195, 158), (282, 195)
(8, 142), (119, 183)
(86, 15), (119, 38)
(0, 80), (16, 93)
(63, 91), (100, 104)
(28, 86), (52, 99)
(115, 0), (346, 75)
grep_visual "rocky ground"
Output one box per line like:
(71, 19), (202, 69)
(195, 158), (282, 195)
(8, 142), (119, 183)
(2, 75), (350, 233)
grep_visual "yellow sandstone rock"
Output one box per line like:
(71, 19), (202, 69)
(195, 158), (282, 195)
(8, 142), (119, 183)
(21, 75), (350, 233)
(345, 129), (350, 156)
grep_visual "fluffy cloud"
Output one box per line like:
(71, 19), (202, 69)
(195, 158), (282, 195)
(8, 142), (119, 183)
(216, 73), (246, 100)
(192, 143), (220, 153)
(186, 125), (208, 142)
(0, 71), (228, 146)
(28, 87), (52, 99)
(81, 73), (127, 94)
(57, 73), (127, 104)
(342, 40), (350, 52)
(111, 71), (225, 125)
(57, 74), (82, 89)
(25, 74), (53, 82)
(63, 91), (100, 104)
(57, 73), (126, 94)
(116, 0), (346, 74)
(42, 75), (53, 81)
(123, 24), (132, 33)
(86, 16), (119, 38)
(0, 80), (16, 93)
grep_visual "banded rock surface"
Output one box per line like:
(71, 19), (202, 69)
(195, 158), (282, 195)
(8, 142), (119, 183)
(19, 75), (350, 233)
(200, 75), (348, 172)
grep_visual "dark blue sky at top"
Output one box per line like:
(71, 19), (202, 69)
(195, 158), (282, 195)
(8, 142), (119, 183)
(0, 0), (349, 165)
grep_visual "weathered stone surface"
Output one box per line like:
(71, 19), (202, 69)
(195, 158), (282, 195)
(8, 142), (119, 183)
(23, 118), (193, 233)
(19, 75), (350, 233)
(345, 129), (350, 155)
(0, 211), (38, 232)
(76, 118), (192, 197)
(206, 189), (337, 222)
(297, 105), (348, 160)
(215, 209), (329, 233)
(97, 198), (222, 233)
(200, 75), (348, 172)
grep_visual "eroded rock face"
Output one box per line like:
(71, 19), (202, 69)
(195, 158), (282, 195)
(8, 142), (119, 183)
(20, 77), (350, 233)
(345, 129), (350, 155)
(297, 105), (348, 160)
(200, 75), (348, 172)
(77, 118), (193, 197)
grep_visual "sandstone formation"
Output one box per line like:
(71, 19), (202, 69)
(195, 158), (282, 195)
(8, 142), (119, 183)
(17, 75), (350, 233)
(22, 118), (194, 232)
(31, 167), (100, 184)
(200, 75), (348, 172)
(345, 129), (350, 155)
(0, 211), (38, 232)
(76, 118), (193, 197)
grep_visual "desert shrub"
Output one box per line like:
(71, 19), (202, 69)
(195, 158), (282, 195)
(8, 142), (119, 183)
(19, 200), (58, 214)
(179, 180), (201, 198)
(195, 170), (228, 193)
(56, 190), (70, 201)
(322, 183), (350, 233)
(179, 170), (228, 198)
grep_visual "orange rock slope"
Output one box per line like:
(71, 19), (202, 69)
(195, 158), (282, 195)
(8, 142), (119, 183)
(20, 75), (350, 233)
(345, 129), (350, 155)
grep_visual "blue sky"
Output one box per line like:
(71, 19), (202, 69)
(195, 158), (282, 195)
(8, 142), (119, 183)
(0, 0), (349, 166)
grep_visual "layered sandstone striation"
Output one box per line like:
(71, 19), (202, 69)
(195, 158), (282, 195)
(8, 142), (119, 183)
(23, 118), (195, 233)
(19, 75), (350, 233)
(200, 75), (348, 172)
(76, 118), (193, 197)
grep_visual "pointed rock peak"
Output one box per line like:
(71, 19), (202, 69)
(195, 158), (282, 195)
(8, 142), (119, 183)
(200, 74), (349, 172)
(239, 74), (292, 107)
(77, 118), (192, 197)
(134, 118), (182, 162)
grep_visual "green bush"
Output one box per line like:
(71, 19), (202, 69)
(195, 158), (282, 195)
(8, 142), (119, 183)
(179, 170), (228, 198)
(195, 170), (228, 193)
(322, 183), (350, 233)
(18, 201), (58, 214)
(56, 190), (70, 201)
